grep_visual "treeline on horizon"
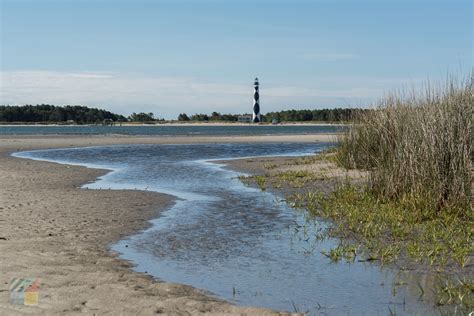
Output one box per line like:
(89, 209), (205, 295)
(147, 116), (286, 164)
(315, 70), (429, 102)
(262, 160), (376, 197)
(0, 104), (127, 124)
(179, 108), (369, 122)
(0, 104), (369, 123)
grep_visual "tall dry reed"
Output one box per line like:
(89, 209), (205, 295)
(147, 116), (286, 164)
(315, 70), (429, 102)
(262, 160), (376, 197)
(337, 79), (473, 212)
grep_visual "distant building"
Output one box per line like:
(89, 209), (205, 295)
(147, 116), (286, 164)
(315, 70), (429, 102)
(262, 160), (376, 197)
(238, 114), (253, 123)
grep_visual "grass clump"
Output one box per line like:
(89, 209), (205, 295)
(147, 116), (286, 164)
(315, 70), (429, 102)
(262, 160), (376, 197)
(238, 175), (267, 191)
(240, 170), (329, 191)
(321, 242), (357, 263)
(276, 170), (328, 188)
(337, 80), (472, 212)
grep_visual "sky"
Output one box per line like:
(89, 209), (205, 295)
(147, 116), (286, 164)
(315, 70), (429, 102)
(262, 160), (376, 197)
(0, 0), (472, 119)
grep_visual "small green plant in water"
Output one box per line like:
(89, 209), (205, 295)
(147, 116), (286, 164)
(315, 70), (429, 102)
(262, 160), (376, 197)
(321, 243), (357, 263)
(254, 175), (267, 191)
(435, 278), (474, 309)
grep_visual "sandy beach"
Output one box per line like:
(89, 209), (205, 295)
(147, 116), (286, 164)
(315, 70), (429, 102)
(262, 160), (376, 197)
(0, 134), (333, 315)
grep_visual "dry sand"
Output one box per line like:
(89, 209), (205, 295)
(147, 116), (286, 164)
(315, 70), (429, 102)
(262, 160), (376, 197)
(0, 135), (334, 315)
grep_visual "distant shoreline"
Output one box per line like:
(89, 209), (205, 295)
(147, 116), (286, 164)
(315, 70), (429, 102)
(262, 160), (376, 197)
(0, 121), (347, 127)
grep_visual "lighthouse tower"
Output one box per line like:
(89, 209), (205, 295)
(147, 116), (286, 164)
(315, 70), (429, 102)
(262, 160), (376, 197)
(252, 77), (261, 123)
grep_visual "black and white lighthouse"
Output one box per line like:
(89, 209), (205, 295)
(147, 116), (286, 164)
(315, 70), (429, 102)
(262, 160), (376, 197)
(252, 77), (261, 122)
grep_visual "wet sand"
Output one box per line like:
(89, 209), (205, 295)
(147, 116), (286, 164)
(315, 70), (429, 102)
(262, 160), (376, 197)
(0, 135), (334, 315)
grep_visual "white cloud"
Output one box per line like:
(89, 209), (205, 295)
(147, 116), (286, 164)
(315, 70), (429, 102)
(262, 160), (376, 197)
(0, 71), (245, 118)
(0, 70), (400, 119)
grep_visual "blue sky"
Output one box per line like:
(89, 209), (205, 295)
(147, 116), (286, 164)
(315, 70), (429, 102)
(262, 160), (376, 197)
(1, 0), (472, 119)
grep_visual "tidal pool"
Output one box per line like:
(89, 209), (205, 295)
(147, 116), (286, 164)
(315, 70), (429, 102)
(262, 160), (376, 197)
(14, 143), (437, 315)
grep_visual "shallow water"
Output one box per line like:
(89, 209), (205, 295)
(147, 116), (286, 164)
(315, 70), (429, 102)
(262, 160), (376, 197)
(14, 143), (436, 315)
(0, 124), (342, 136)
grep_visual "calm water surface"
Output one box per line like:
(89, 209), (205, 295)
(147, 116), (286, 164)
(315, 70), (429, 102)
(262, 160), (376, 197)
(0, 124), (342, 136)
(14, 143), (436, 315)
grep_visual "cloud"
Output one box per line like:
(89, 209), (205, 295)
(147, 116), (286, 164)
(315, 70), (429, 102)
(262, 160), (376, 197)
(0, 70), (396, 118)
(0, 71), (248, 117)
(300, 53), (358, 61)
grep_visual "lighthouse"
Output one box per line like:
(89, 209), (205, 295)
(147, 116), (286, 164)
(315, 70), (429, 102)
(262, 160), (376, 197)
(253, 77), (261, 122)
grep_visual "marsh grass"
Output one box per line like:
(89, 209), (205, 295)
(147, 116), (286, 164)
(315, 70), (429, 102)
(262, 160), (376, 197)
(238, 174), (267, 191)
(237, 78), (473, 310)
(276, 170), (328, 188)
(337, 80), (472, 212)
(324, 79), (473, 268)
(289, 186), (473, 268)
(240, 169), (329, 191)
(314, 79), (473, 309)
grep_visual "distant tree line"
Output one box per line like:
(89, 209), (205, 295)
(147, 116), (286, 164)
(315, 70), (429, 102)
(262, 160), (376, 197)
(0, 104), (369, 123)
(178, 108), (369, 122)
(0, 105), (168, 124)
(128, 112), (164, 122)
(178, 112), (239, 122)
(264, 108), (370, 122)
(0, 104), (127, 124)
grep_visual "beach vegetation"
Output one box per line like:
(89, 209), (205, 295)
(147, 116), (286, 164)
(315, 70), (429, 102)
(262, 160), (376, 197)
(276, 170), (328, 188)
(238, 77), (473, 310)
(254, 175), (267, 191)
(336, 80), (472, 213)
(302, 79), (472, 309)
